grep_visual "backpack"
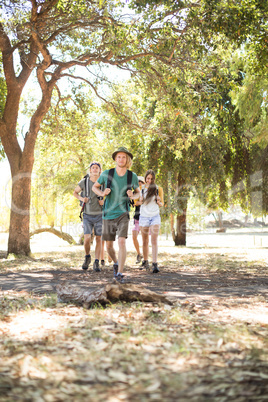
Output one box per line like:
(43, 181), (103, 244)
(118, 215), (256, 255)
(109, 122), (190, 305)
(79, 175), (103, 221)
(79, 174), (89, 207)
(103, 168), (134, 216)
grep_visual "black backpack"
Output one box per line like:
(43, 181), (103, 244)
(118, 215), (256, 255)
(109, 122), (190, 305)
(79, 174), (89, 207)
(103, 168), (134, 216)
(79, 175), (103, 221)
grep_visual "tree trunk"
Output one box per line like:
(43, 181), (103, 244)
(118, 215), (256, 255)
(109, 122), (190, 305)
(170, 213), (175, 240)
(217, 211), (223, 228)
(172, 174), (188, 246)
(216, 211), (226, 233)
(1, 75), (55, 255)
(174, 209), (187, 246)
(8, 167), (33, 255)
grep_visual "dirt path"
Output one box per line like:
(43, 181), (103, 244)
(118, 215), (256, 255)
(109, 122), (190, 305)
(1, 243), (267, 307)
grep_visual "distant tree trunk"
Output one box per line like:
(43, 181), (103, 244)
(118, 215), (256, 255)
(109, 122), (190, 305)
(217, 211), (223, 229)
(170, 214), (175, 240)
(174, 209), (187, 246)
(216, 211), (226, 233)
(172, 174), (188, 246)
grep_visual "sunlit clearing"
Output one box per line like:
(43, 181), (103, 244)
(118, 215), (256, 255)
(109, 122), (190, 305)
(216, 306), (268, 325)
(228, 307), (268, 324)
(4, 310), (67, 341)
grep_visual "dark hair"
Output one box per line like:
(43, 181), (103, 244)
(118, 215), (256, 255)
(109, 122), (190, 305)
(144, 170), (158, 204)
(89, 162), (101, 169)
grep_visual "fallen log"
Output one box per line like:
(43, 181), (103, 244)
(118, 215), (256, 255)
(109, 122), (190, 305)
(56, 282), (173, 307)
(56, 282), (109, 308)
(30, 228), (76, 244)
(105, 283), (173, 305)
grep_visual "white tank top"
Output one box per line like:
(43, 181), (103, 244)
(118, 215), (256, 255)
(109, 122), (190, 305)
(140, 186), (160, 217)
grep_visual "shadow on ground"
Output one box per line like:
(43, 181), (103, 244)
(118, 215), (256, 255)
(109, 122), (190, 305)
(0, 250), (267, 304)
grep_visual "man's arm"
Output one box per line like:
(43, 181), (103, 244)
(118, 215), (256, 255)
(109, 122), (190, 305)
(127, 187), (140, 200)
(73, 185), (89, 204)
(92, 181), (111, 197)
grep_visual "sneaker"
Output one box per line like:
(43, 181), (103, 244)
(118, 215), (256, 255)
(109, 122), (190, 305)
(93, 260), (101, 272)
(113, 263), (118, 277)
(140, 260), (149, 270)
(152, 263), (159, 274)
(114, 273), (125, 283)
(136, 254), (142, 264)
(101, 260), (105, 267)
(82, 254), (91, 270)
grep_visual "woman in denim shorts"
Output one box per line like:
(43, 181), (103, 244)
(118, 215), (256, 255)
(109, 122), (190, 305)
(139, 170), (164, 274)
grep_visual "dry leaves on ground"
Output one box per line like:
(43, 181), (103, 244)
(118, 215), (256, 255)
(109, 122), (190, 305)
(0, 249), (268, 401)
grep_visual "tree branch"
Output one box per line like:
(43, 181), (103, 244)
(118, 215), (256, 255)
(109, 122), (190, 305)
(55, 72), (148, 131)
(0, 22), (17, 88)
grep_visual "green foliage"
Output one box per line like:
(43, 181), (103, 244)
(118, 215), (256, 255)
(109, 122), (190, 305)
(30, 87), (108, 228)
(198, 0), (268, 73)
(231, 66), (268, 146)
(93, 35), (268, 221)
(1, 0), (267, 242)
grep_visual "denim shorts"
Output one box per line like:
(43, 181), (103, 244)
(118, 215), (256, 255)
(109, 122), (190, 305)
(83, 213), (102, 236)
(139, 214), (161, 227)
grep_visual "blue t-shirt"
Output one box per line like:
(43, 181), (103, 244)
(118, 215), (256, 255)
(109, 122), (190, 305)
(97, 169), (139, 220)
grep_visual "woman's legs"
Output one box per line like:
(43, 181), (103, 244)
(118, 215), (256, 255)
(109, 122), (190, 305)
(150, 224), (160, 263)
(132, 230), (140, 255)
(141, 226), (149, 261)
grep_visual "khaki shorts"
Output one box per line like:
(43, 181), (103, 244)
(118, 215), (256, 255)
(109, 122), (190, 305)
(102, 212), (129, 241)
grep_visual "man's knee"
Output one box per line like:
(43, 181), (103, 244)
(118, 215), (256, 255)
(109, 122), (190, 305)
(106, 241), (114, 252)
(95, 235), (102, 244)
(84, 234), (91, 242)
(118, 237), (126, 247)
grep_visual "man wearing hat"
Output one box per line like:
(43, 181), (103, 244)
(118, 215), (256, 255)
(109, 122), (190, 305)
(74, 161), (104, 272)
(92, 147), (140, 283)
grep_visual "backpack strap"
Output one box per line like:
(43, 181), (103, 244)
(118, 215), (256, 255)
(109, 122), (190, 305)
(79, 174), (89, 221)
(127, 170), (134, 207)
(107, 168), (115, 189)
(141, 185), (145, 198)
(127, 170), (132, 191)
(85, 174), (89, 197)
(155, 185), (159, 203)
(103, 168), (115, 216)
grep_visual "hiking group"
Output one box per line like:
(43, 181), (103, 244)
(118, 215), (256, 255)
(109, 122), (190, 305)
(73, 147), (164, 283)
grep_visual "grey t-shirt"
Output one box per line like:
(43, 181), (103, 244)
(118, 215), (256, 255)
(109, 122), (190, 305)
(78, 177), (102, 215)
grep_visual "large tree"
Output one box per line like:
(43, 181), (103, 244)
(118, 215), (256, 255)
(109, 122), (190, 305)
(0, 0), (197, 255)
